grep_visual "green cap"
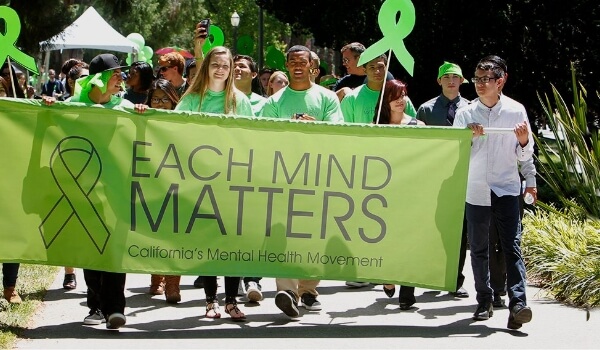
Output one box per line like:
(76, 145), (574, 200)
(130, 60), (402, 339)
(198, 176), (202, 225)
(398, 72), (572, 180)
(438, 61), (468, 83)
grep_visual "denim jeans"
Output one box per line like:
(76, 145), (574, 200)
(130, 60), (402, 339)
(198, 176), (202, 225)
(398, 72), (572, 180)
(466, 192), (527, 309)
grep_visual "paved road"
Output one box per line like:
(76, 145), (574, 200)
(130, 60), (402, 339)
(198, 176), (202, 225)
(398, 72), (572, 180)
(17, 259), (600, 349)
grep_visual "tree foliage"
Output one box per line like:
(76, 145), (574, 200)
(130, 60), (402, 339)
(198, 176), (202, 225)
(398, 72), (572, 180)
(258, 0), (600, 127)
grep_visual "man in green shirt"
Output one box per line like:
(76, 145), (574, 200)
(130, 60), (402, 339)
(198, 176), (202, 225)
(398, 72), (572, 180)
(262, 45), (343, 318)
(341, 54), (387, 124)
(261, 45), (343, 123)
(233, 54), (266, 117)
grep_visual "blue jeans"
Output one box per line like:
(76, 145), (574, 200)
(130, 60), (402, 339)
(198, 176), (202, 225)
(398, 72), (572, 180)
(466, 192), (527, 309)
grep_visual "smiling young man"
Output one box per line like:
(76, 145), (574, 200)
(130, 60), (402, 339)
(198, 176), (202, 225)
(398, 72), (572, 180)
(42, 53), (133, 330)
(453, 56), (534, 330)
(260, 45), (342, 317)
(261, 45), (343, 123)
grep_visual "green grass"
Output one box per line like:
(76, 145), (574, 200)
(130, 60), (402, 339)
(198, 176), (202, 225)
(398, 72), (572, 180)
(0, 264), (59, 349)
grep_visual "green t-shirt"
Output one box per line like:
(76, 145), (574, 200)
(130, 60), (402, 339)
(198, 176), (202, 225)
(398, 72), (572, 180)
(70, 94), (134, 110)
(261, 84), (343, 123)
(340, 84), (380, 124)
(174, 89), (253, 117)
(340, 84), (417, 123)
(405, 96), (417, 118)
(248, 92), (267, 117)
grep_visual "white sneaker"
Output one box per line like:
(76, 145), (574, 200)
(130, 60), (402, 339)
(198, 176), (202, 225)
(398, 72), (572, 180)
(345, 281), (371, 288)
(83, 310), (105, 325)
(106, 313), (126, 330)
(246, 281), (263, 302)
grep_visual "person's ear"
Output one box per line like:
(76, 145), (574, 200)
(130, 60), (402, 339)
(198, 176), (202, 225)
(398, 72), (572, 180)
(251, 72), (258, 79)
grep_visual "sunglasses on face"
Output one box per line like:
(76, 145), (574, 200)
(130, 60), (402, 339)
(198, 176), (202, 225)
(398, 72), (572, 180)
(159, 66), (173, 73)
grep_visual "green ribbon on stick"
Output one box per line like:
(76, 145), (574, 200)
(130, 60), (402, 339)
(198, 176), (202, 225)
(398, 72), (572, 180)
(357, 0), (416, 76)
(0, 6), (39, 75)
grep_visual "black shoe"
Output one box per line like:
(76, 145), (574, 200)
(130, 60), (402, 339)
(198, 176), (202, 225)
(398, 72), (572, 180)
(493, 294), (506, 308)
(473, 302), (493, 321)
(63, 273), (77, 290)
(300, 292), (322, 311)
(275, 290), (299, 317)
(399, 296), (416, 310)
(193, 276), (204, 288)
(383, 285), (395, 298)
(507, 304), (532, 330)
(451, 286), (469, 298)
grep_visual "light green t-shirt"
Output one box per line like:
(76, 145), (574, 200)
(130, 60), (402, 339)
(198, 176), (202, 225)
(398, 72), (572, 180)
(261, 84), (343, 123)
(248, 92), (267, 117)
(340, 84), (416, 123)
(175, 89), (253, 117)
(341, 84), (380, 124)
(70, 94), (134, 110)
(405, 96), (417, 118)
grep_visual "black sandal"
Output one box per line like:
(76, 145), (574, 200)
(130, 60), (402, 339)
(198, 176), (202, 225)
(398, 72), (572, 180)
(63, 273), (77, 290)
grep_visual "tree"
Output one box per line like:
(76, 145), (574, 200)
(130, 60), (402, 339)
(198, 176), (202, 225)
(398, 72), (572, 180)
(258, 0), (600, 128)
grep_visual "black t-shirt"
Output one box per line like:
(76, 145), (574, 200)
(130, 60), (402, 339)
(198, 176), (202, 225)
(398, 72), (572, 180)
(42, 80), (65, 96)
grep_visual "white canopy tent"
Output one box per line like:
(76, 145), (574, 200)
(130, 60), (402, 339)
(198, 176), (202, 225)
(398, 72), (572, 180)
(39, 6), (138, 54)
(37, 6), (138, 91)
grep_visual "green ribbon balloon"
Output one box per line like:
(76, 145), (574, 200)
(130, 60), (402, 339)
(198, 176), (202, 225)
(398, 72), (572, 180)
(357, 0), (415, 76)
(202, 25), (225, 55)
(0, 6), (39, 74)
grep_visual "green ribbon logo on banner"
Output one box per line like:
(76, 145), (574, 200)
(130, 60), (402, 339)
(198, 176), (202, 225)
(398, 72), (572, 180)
(0, 6), (39, 75)
(357, 0), (416, 76)
(39, 136), (110, 253)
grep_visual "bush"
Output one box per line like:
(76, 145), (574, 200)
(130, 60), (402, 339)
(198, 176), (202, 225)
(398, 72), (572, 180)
(535, 63), (600, 218)
(522, 209), (600, 307)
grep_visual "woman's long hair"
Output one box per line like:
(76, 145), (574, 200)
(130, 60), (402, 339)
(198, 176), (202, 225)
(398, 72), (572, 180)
(130, 61), (155, 91)
(373, 80), (407, 125)
(181, 46), (237, 114)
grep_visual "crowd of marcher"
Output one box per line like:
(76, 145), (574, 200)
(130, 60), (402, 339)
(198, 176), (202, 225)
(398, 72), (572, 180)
(1, 20), (535, 332)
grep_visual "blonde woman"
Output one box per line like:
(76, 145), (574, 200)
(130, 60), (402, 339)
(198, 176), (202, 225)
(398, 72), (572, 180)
(266, 70), (289, 96)
(175, 46), (252, 117)
(174, 46), (251, 321)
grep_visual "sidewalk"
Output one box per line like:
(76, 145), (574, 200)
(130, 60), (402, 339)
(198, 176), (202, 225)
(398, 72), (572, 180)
(17, 260), (600, 349)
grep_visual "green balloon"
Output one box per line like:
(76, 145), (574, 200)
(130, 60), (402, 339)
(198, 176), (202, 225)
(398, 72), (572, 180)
(127, 33), (145, 50)
(126, 54), (132, 65)
(142, 46), (153, 60)
(265, 46), (285, 71)
(202, 25), (225, 54)
(236, 35), (254, 55)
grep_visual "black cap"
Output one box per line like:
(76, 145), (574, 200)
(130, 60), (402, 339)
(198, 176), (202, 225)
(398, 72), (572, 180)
(89, 54), (128, 75)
